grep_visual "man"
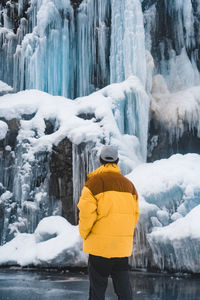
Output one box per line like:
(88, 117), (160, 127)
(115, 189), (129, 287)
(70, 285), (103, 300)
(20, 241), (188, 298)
(77, 145), (139, 300)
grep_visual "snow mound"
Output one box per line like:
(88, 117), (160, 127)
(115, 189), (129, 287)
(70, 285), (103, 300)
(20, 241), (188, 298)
(0, 216), (86, 267)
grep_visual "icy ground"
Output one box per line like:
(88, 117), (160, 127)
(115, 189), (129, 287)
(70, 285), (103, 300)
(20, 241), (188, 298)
(0, 269), (199, 300)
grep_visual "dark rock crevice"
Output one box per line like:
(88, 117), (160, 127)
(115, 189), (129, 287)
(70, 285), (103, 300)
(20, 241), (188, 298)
(49, 138), (74, 224)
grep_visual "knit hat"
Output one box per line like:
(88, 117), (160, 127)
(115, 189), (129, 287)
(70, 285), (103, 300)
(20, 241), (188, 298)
(100, 145), (118, 163)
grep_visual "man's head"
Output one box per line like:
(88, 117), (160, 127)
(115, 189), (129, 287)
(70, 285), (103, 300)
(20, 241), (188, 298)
(99, 145), (119, 165)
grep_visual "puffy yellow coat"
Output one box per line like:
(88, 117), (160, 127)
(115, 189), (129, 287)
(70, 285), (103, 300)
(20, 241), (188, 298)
(77, 163), (139, 258)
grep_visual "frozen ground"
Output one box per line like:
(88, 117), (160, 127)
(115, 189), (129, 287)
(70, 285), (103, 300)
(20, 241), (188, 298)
(0, 269), (200, 300)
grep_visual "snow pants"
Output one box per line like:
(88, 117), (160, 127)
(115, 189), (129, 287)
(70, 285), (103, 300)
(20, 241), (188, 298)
(88, 254), (133, 300)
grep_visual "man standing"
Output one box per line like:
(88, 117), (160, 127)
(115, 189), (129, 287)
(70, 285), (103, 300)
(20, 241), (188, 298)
(77, 145), (139, 300)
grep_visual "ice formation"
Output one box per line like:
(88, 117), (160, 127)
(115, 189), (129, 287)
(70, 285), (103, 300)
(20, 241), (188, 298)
(0, 77), (149, 243)
(143, 0), (200, 92)
(110, 0), (146, 86)
(0, 0), (200, 273)
(128, 153), (200, 273)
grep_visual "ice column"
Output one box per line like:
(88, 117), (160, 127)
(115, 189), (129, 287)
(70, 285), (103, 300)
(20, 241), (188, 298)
(76, 0), (111, 97)
(110, 0), (146, 86)
(0, 28), (17, 87)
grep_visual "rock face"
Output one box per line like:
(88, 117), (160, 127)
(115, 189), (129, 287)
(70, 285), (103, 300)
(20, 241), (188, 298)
(49, 138), (74, 224)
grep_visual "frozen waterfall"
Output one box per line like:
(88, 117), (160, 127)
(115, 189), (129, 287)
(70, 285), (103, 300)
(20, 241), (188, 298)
(0, 0), (200, 273)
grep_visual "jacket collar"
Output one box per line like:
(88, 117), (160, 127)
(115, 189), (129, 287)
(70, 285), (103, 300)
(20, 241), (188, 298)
(88, 163), (120, 178)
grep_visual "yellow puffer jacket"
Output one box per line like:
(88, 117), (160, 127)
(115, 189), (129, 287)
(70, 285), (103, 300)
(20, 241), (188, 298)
(77, 163), (139, 258)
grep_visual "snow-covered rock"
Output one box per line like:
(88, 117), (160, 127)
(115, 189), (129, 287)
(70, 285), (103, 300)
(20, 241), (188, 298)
(0, 216), (86, 267)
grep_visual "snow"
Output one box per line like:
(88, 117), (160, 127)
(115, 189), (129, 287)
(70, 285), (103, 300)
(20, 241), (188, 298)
(0, 121), (8, 140)
(0, 76), (148, 170)
(129, 153), (200, 214)
(147, 205), (200, 273)
(149, 204), (200, 241)
(0, 216), (86, 267)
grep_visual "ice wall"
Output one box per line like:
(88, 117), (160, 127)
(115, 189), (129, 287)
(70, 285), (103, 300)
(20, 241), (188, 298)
(0, 0), (148, 97)
(1, 0), (200, 97)
(143, 0), (200, 92)
(128, 153), (200, 273)
(0, 78), (148, 244)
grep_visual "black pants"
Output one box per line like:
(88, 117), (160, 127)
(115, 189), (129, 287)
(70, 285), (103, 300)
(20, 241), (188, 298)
(88, 254), (133, 300)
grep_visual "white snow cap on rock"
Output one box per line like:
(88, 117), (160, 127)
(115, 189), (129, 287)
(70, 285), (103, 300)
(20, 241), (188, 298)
(0, 216), (86, 267)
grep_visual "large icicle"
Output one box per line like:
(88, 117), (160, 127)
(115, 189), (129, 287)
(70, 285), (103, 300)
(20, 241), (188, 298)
(76, 0), (111, 97)
(110, 0), (146, 86)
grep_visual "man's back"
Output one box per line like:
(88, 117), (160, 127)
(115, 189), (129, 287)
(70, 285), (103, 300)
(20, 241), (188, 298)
(78, 163), (139, 258)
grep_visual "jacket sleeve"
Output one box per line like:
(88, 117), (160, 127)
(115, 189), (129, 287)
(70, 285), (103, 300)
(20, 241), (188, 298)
(132, 184), (139, 228)
(77, 186), (97, 240)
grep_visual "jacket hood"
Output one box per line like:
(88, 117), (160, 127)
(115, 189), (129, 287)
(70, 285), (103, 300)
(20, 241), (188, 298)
(88, 163), (120, 178)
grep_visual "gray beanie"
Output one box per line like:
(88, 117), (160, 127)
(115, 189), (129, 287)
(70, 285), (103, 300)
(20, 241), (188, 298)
(100, 145), (118, 163)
